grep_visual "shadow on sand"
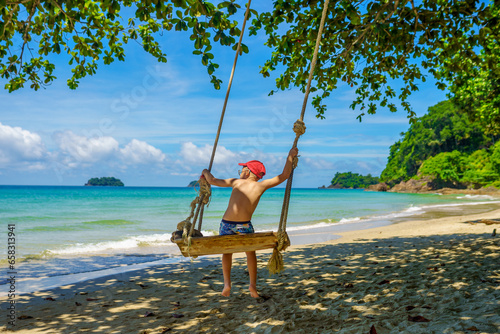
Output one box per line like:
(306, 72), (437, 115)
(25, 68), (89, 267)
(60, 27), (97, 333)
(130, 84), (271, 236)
(3, 232), (499, 334)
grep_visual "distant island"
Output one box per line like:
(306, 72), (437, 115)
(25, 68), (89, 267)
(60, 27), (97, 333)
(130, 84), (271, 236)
(85, 177), (124, 187)
(187, 180), (199, 187)
(320, 172), (380, 189)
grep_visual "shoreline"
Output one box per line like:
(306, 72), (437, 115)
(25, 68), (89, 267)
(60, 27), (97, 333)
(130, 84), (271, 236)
(3, 187), (498, 271)
(1, 208), (499, 333)
(2, 200), (499, 298)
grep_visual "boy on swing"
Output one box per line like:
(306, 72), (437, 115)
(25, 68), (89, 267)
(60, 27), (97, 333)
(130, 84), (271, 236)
(201, 147), (298, 298)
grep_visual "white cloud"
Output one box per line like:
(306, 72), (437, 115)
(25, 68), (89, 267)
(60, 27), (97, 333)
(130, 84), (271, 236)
(302, 157), (335, 170)
(120, 139), (166, 165)
(306, 152), (388, 158)
(300, 138), (395, 148)
(50, 131), (170, 171)
(0, 122), (47, 167)
(326, 159), (386, 177)
(176, 142), (303, 180)
(179, 142), (239, 166)
(53, 131), (119, 164)
(171, 172), (199, 176)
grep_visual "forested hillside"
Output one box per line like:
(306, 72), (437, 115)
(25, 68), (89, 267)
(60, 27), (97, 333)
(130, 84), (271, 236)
(381, 101), (500, 189)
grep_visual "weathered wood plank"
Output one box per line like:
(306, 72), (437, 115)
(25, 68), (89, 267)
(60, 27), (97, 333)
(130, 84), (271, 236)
(173, 232), (277, 256)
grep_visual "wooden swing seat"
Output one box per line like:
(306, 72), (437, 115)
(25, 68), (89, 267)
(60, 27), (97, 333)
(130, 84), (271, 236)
(172, 232), (277, 257)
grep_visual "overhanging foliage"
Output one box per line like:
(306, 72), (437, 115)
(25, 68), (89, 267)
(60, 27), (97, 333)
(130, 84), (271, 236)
(0, 0), (253, 91)
(1, 0), (498, 124)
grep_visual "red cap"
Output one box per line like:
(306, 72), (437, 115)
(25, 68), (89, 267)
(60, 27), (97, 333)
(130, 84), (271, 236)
(238, 160), (266, 179)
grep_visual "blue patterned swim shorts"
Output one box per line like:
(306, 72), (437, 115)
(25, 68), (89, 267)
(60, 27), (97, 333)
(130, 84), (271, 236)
(219, 219), (255, 236)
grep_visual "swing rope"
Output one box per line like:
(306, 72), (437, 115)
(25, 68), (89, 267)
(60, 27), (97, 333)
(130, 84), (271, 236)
(208, 0), (253, 172)
(267, 0), (331, 274)
(179, 0), (253, 250)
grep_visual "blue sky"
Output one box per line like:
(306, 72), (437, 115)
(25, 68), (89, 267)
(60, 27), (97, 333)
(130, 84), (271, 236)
(0, 2), (448, 187)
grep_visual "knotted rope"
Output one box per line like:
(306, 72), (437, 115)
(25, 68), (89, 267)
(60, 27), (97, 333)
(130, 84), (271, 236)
(267, 0), (330, 275)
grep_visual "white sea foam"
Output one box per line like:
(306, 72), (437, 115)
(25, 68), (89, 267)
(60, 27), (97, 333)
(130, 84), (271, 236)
(277, 222), (331, 232)
(417, 201), (500, 210)
(371, 201), (500, 221)
(339, 217), (361, 223)
(254, 200), (500, 235)
(456, 194), (494, 200)
(45, 230), (216, 256)
(379, 206), (425, 219)
(41, 200), (500, 257)
(255, 217), (370, 234)
(405, 206), (424, 213)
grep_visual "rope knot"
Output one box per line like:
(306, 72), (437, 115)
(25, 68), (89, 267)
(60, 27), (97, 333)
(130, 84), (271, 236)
(179, 220), (192, 239)
(276, 231), (290, 252)
(197, 177), (211, 205)
(267, 231), (290, 275)
(293, 120), (306, 137)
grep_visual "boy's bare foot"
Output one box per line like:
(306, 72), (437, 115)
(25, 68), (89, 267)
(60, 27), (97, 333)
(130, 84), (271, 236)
(221, 285), (231, 297)
(249, 285), (259, 298)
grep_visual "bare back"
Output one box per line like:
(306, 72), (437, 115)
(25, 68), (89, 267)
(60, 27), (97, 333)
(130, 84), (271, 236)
(201, 147), (298, 222)
(222, 179), (267, 222)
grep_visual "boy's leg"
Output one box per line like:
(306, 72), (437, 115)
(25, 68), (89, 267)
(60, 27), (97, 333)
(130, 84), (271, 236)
(221, 253), (233, 297)
(245, 251), (259, 298)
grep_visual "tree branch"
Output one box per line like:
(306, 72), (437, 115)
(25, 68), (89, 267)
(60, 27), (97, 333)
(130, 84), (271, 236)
(341, 0), (397, 58)
(6, 0), (32, 5)
(14, 1), (39, 72)
(49, 0), (78, 30)
(0, 3), (20, 40)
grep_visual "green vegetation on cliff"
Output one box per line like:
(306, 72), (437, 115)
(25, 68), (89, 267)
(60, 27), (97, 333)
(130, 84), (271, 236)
(330, 172), (379, 189)
(85, 177), (124, 187)
(381, 101), (500, 189)
(418, 144), (500, 189)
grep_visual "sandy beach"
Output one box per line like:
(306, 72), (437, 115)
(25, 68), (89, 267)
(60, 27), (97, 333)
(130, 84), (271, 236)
(2, 209), (499, 334)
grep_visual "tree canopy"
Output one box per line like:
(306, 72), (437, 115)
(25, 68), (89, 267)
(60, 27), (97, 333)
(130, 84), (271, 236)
(254, 0), (499, 121)
(1, 0), (499, 123)
(0, 0), (254, 91)
(440, 7), (500, 135)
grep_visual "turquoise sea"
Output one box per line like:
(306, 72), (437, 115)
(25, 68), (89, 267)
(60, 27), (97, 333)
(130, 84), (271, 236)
(1, 185), (499, 291)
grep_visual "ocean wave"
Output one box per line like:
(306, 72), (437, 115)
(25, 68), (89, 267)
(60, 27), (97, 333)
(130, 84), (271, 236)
(374, 206), (425, 220)
(356, 200), (500, 222)
(262, 200), (500, 234)
(254, 218), (366, 233)
(25, 225), (86, 232)
(456, 194), (495, 200)
(82, 219), (136, 226)
(43, 230), (216, 256)
(24, 220), (139, 232)
(417, 200), (500, 210)
(339, 217), (361, 223)
(277, 222), (332, 232)
(404, 206), (424, 213)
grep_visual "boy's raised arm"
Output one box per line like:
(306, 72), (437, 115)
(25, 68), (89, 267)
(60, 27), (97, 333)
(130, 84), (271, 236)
(261, 147), (298, 190)
(201, 169), (236, 188)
